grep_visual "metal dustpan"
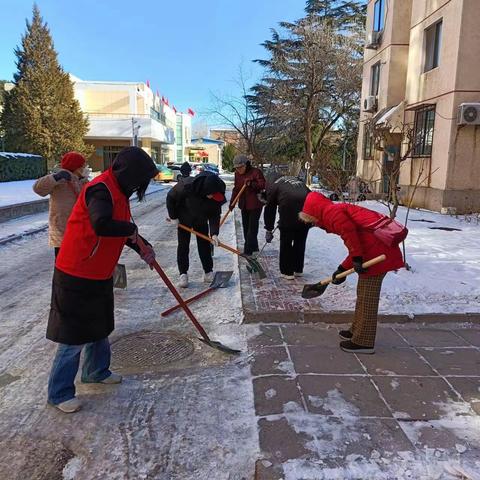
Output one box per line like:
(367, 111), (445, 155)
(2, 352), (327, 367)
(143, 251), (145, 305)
(113, 264), (127, 289)
(210, 270), (233, 288)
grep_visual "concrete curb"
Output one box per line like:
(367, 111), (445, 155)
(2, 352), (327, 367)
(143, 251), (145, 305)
(0, 199), (49, 223)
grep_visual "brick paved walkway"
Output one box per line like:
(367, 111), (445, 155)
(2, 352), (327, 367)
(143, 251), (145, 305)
(248, 323), (480, 479)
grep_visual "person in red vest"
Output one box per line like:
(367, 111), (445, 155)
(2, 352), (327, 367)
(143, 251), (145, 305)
(299, 192), (404, 354)
(229, 155), (266, 256)
(46, 147), (158, 413)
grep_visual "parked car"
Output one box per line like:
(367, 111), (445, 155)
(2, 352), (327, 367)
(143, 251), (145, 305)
(166, 163), (186, 181)
(191, 163), (220, 176)
(154, 164), (174, 183)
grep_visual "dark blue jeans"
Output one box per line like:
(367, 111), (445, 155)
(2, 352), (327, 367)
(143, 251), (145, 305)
(47, 337), (112, 405)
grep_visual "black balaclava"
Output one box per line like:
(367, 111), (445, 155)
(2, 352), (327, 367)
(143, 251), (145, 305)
(180, 161), (192, 177)
(112, 147), (159, 201)
(188, 171), (227, 204)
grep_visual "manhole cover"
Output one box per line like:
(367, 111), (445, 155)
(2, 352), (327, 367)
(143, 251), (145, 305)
(111, 331), (194, 371)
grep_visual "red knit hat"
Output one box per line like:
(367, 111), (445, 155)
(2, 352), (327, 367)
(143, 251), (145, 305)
(61, 151), (86, 172)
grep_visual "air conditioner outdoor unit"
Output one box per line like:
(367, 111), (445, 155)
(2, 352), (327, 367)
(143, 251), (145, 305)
(364, 96), (377, 113)
(458, 103), (480, 125)
(366, 31), (382, 50)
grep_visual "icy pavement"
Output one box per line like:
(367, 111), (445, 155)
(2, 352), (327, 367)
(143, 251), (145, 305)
(0, 189), (258, 479)
(240, 201), (480, 319)
(249, 324), (480, 479)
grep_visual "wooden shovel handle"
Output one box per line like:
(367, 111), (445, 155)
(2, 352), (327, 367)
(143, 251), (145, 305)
(220, 183), (247, 227)
(319, 254), (386, 286)
(178, 223), (242, 256)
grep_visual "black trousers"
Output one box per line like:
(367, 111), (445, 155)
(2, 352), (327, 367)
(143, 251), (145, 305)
(177, 221), (213, 275)
(241, 208), (262, 255)
(54, 247), (60, 258)
(279, 226), (309, 276)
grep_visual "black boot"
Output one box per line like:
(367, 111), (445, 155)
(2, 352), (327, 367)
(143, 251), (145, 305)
(339, 330), (353, 340)
(340, 340), (375, 355)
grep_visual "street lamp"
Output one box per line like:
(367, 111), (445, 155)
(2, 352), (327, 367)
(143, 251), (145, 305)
(131, 118), (141, 147)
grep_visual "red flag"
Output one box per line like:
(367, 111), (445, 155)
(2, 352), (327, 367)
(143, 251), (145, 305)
(162, 96), (166, 103)
(188, 108), (195, 116)
(146, 79), (150, 88)
(165, 98), (169, 106)
(173, 106), (177, 114)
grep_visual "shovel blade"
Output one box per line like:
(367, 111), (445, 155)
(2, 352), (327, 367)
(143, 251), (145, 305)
(198, 337), (241, 355)
(210, 271), (234, 288)
(302, 283), (328, 299)
(243, 256), (267, 279)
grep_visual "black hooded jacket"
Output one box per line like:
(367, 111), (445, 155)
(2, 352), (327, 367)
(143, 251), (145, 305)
(85, 147), (158, 238)
(166, 172), (226, 235)
(263, 176), (311, 231)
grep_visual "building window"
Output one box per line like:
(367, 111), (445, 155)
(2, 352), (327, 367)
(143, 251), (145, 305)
(373, 0), (385, 32)
(103, 146), (124, 170)
(413, 106), (436, 157)
(424, 20), (442, 72)
(363, 129), (374, 159)
(370, 62), (381, 97)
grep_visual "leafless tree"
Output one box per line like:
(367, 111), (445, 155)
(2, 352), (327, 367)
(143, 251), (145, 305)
(208, 66), (271, 164)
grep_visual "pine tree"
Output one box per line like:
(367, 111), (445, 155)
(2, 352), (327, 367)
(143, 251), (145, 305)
(305, 0), (366, 30)
(0, 5), (91, 168)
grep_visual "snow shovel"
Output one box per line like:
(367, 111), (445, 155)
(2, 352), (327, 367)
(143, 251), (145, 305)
(220, 183), (247, 227)
(178, 223), (267, 279)
(161, 271), (233, 317)
(301, 255), (386, 299)
(136, 237), (240, 355)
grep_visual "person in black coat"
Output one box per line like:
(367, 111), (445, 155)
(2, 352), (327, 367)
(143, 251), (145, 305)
(263, 175), (311, 280)
(46, 147), (158, 413)
(166, 171), (226, 288)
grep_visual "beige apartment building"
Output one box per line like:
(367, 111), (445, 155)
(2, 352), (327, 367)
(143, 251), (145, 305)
(357, 0), (480, 213)
(71, 75), (177, 171)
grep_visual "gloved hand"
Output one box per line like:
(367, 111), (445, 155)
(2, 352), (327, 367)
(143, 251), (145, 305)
(140, 244), (156, 270)
(53, 170), (71, 182)
(211, 235), (220, 247)
(352, 256), (368, 274)
(128, 228), (138, 243)
(166, 218), (179, 226)
(265, 231), (274, 243)
(331, 265), (347, 285)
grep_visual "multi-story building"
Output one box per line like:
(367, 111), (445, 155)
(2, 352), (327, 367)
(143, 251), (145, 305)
(72, 75), (176, 171)
(175, 113), (192, 163)
(357, 0), (480, 213)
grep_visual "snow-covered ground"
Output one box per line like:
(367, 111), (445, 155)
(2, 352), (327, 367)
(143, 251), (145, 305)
(0, 178), (168, 208)
(295, 201), (480, 315)
(0, 179), (39, 206)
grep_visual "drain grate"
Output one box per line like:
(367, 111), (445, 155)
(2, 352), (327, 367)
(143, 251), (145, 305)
(111, 331), (195, 371)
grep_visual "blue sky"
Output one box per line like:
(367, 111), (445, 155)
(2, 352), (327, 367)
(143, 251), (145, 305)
(0, 0), (305, 123)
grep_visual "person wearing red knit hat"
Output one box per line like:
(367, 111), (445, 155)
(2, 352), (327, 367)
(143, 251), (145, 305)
(33, 151), (90, 256)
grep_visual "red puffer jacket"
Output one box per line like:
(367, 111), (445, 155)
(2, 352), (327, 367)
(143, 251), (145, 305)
(302, 192), (404, 276)
(231, 166), (266, 211)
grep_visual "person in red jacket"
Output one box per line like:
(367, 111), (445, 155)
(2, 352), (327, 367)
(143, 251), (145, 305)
(46, 147), (158, 413)
(229, 155), (266, 256)
(299, 192), (405, 354)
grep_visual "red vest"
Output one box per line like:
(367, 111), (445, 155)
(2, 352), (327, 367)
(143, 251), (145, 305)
(56, 169), (131, 280)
